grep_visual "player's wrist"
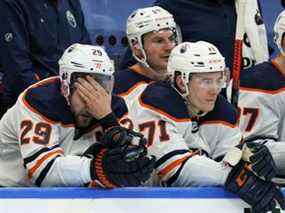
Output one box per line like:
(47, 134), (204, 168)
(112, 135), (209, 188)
(98, 112), (119, 131)
(90, 149), (117, 188)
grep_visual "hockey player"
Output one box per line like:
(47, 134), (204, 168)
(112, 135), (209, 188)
(237, 10), (285, 177)
(120, 41), (284, 213)
(0, 43), (155, 187)
(113, 6), (181, 109)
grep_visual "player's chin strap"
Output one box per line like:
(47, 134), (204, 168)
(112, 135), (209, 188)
(171, 77), (207, 118)
(186, 102), (207, 118)
(136, 56), (167, 81)
(134, 51), (150, 69)
(133, 36), (176, 81)
(183, 91), (207, 118)
(132, 38), (152, 70)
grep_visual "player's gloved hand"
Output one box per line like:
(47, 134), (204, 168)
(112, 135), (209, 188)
(225, 160), (285, 213)
(241, 141), (277, 180)
(90, 144), (155, 188)
(100, 126), (147, 149)
(83, 126), (156, 188)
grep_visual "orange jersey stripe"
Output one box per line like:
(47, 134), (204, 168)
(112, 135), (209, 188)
(118, 81), (148, 97)
(28, 149), (64, 179)
(22, 97), (56, 125)
(158, 152), (194, 178)
(21, 77), (75, 128)
(25, 76), (59, 90)
(129, 64), (150, 77)
(240, 86), (285, 95)
(118, 64), (154, 97)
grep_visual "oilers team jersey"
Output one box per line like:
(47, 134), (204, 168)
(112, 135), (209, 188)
(238, 60), (285, 141)
(119, 81), (242, 186)
(113, 65), (153, 109)
(0, 77), (127, 187)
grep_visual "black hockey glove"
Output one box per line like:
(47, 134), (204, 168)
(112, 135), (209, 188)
(84, 126), (149, 160)
(100, 126), (147, 150)
(90, 145), (155, 188)
(83, 126), (156, 188)
(241, 141), (277, 180)
(225, 160), (285, 213)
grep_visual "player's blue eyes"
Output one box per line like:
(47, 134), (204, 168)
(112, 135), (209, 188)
(198, 78), (225, 88)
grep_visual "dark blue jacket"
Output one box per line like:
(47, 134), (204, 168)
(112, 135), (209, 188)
(0, 0), (90, 106)
(155, 0), (236, 69)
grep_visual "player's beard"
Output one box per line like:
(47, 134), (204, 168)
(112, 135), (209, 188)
(74, 112), (93, 129)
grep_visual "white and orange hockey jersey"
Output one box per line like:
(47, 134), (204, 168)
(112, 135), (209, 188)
(238, 60), (285, 141)
(119, 81), (242, 186)
(0, 77), (127, 187)
(113, 64), (153, 109)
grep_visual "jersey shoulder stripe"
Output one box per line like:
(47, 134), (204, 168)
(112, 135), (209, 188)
(240, 61), (285, 93)
(140, 81), (191, 122)
(113, 67), (152, 96)
(199, 95), (238, 127)
(22, 77), (74, 126)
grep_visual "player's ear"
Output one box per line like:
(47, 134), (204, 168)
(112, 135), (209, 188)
(175, 74), (186, 93)
(132, 45), (144, 60)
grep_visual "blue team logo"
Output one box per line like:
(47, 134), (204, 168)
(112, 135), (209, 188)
(66, 10), (77, 28)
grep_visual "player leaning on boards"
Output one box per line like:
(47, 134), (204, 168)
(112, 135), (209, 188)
(120, 41), (285, 213)
(0, 43), (155, 187)
(113, 6), (181, 109)
(236, 9), (285, 183)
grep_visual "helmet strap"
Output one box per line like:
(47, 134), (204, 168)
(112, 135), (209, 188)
(133, 41), (168, 81)
(61, 81), (71, 105)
